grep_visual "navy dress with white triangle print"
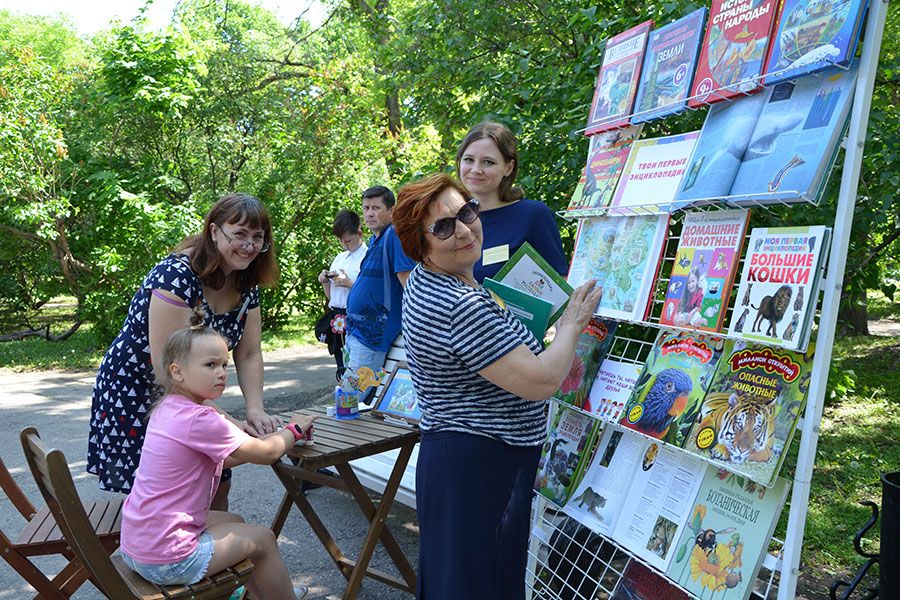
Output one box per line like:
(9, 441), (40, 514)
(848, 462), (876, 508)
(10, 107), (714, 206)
(86, 254), (259, 493)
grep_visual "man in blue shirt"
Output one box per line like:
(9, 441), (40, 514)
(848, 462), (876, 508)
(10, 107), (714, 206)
(345, 186), (415, 380)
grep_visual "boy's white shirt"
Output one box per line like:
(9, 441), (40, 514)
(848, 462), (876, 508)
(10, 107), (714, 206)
(327, 242), (368, 309)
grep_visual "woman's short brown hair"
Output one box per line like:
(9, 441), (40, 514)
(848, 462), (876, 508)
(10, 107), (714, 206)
(393, 174), (471, 263)
(455, 121), (524, 203)
(176, 193), (278, 292)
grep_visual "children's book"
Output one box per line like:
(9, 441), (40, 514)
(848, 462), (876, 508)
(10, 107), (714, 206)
(564, 426), (707, 571)
(585, 21), (654, 135)
(494, 242), (574, 324)
(633, 8), (708, 123)
(765, 0), (868, 84)
(660, 210), (750, 332)
(673, 91), (770, 206)
(611, 561), (691, 600)
(688, 0), (781, 107)
(610, 437), (707, 572)
(534, 403), (601, 507)
(584, 358), (642, 422)
(730, 63), (858, 203)
(620, 330), (725, 447)
(684, 340), (815, 486)
(727, 225), (831, 351)
(556, 319), (618, 407)
(567, 215), (670, 322)
(667, 469), (791, 600)
(609, 132), (700, 210)
(484, 278), (554, 341)
(566, 125), (643, 212)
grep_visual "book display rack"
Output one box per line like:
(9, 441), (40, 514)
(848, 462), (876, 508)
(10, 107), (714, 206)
(526, 0), (888, 597)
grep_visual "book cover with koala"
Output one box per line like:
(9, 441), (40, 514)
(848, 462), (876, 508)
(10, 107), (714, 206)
(620, 330), (726, 447)
(684, 340), (815, 486)
(728, 225), (831, 351)
(534, 403), (601, 507)
(666, 469), (790, 600)
(659, 209), (750, 332)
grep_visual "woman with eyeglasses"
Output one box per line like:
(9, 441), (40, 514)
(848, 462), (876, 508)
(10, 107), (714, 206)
(456, 121), (568, 282)
(87, 193), (281, 509)
(392, 174), (602, 599)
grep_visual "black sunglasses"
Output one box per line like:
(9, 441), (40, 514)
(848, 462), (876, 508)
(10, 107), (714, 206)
(425, 199), (480, 240)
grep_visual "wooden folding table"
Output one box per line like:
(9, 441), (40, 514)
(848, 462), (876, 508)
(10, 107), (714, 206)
(270, 407), (419, 599)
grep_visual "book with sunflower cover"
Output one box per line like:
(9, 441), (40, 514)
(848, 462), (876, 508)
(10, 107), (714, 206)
(555, 318), (618, 407)
(666, 468), (790, 600)
(619, 330), (725, 447)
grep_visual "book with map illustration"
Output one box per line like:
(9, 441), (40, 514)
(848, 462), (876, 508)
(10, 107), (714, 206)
(556, 319), (618, 407)
(567, 215), (669, 322)
(620, 330), (725, 447)
(765, 0), (868, 84)
(633, 8), (707, 122)
(688, 0), (781, 107)
(684, 340), (815, 486)
(567, 125), (643, 212)
(585, 21), (654, 135)
(659, 209), (750, 332)
(666, 469), (790, 600)
(494, 242), (573, 324)
(534, 403), (601, 507)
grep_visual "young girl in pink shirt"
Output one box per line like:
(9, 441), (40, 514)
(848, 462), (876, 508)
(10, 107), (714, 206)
(120, 311), (314, 599)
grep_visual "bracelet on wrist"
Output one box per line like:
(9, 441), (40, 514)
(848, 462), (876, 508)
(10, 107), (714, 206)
(285, 422), (303, 442)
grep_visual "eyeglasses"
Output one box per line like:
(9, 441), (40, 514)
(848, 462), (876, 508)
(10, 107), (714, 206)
(425, 199), (480, 240)
(218, 228), (271, 253)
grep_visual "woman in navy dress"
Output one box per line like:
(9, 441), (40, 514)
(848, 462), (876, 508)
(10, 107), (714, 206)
(456, 121), (569, 282)
(87, 193), (280, 508)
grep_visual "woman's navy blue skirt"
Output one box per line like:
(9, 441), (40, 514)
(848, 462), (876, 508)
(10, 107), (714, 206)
(416, 430), (541, 600)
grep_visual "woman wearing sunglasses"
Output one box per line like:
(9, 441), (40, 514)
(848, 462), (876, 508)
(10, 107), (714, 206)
(392, 173), (602, 600)
(87, 193), (281, 510)
(456, 120), (568, 282)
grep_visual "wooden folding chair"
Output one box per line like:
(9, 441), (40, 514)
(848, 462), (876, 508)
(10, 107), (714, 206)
(19, 427), (254, 600)
(1, 451), (121, 599)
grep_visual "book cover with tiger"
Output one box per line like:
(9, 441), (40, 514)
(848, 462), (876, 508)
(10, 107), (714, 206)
(684, 340), (815, 486)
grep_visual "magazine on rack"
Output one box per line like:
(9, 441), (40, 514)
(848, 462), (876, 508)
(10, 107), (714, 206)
(566, 125), (643, 212)
(534, 403), (601, 507)
(584, 358), (642, 422)
(609, 131), (700, 211)
(556, 319), (618, 407)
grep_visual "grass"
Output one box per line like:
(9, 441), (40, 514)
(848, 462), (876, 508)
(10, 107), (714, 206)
(866, 288), (900, 320)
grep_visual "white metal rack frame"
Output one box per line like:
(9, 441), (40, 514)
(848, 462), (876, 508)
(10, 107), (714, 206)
(526, 1), (889, 597)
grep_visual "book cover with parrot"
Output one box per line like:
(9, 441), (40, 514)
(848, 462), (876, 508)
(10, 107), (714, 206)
(555, 318), (618, 407)
(620, 330), (725, 447)
(666, 468), (790, 600)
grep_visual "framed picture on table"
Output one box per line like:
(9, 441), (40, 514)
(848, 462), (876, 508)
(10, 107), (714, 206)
(372, 362), (421, 425)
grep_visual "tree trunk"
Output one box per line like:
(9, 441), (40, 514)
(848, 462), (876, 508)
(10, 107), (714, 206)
(838, 288), (869, 335)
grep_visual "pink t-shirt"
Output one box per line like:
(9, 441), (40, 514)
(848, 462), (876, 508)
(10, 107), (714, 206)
(121, 394), (250, 563)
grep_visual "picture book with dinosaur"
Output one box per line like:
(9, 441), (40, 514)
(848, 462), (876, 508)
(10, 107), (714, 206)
(666, 469), (791, 600)
(556, 319), (618, 407)
(633, 8), (707, 123)
(620, 330), (725, 447)
(609, 131), (700, 211)
(673, 91), (770, 206)
(585, 21), (654, 135)
(611, 561), (691, 600)
(566, 125), (643, 212)
(729, 63), (858, 204)
(659, 209), (750, 332)
(567, 214), (670, 322)
(484, 278), (555, 341)
(765, 0), (868, 84)
(494, 242), (573, 324)
(534, 403), (601, 507)
(727, 225), (831, 351)
(688, 0), (781, 107)
(584, 358), (643, 422)
(684, 340), (815, 486)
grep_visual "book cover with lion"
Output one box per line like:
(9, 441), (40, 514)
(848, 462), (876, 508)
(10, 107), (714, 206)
(619, 331), (725, 447)
(727, 225), (831, 351)
(534, 403), (601, 507)
(684, 340), (815, 486)
(556, 318), (618, 407)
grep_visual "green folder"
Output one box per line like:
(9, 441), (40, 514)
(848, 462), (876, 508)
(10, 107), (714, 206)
(484, 277), (554, 341)
(493, 242), (573, 324)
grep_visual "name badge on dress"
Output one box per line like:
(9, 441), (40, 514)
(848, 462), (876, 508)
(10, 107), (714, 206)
(482, 244), (509, 266)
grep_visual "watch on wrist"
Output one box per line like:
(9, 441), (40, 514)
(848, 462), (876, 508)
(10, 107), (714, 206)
(285, 422), (303, 442)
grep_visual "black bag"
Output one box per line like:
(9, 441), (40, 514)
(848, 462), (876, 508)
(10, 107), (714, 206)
(315, 307), (347, 356)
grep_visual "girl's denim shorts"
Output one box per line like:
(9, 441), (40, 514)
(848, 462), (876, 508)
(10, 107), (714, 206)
(122, 530), (215, 585)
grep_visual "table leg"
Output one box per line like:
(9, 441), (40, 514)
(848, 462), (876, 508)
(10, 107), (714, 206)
(334, 442), (417, 598)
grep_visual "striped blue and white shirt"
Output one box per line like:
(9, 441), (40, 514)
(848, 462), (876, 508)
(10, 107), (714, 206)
(401, 264), (547, 446)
